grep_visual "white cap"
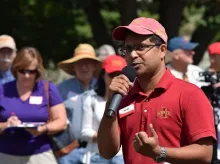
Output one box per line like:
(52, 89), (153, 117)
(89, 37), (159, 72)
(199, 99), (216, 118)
(0, 34), (17, 51)
(96, 44), (116, 61)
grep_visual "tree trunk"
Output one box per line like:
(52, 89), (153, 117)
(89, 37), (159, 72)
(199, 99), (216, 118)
(84, 0), (112, 46)
(119, 0), (137, 25)
(159, 0), (186, 39)
(191, 2), (220, 65)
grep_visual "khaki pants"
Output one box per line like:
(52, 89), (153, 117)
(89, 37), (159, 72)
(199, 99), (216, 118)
(0, 150), (57, 164)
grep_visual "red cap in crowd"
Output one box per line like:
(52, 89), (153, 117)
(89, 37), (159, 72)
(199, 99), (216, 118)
(208, 42), (220, 56)
(102, 55), (127, 74)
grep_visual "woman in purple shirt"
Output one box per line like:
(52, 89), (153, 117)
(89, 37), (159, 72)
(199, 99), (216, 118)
(0, 47), (67, 164)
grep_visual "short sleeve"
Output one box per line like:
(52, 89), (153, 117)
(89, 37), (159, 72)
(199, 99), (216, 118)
(49, 82), (63, 107)
(0, 85), (3, 106)
(0, 85), (3, 97)
(182, 87), (217, 144)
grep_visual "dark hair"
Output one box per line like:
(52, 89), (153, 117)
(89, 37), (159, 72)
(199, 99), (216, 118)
(11, 47), (45, 80)
(95, 69), (121, 97)
(149, 34), (165, 45)
(124, 31), (165, 45)
(95, 69), (106, 97)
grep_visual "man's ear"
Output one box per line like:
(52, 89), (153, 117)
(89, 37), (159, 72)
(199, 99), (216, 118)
(160, 44), (167, 59)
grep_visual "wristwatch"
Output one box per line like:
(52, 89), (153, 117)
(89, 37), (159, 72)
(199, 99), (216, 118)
(155, 147), (166, 163)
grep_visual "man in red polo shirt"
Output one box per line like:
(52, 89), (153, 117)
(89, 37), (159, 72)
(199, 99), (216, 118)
(97, 17), (216, 164)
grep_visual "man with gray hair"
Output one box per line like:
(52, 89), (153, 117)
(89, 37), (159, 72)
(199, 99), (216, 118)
(167, 36), (205, 88)
(0, 34), (16, 85)
(96, 44), (116, 61)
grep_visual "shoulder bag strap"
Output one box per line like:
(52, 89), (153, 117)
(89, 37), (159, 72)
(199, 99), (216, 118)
(44, 81), (53, 121)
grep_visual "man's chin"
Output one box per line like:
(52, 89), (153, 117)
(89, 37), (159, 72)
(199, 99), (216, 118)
(136, 69), (145, 77)
(78, 76), (93, 82)
(188, 60), (194, 64)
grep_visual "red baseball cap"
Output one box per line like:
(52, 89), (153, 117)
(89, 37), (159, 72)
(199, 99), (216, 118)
(208, 42), (220, 56)
(102, 55), (127, 74)
(112, 17), (168, 43)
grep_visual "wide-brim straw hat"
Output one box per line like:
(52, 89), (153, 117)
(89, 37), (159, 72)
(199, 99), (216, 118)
(57, 43), (101, 75)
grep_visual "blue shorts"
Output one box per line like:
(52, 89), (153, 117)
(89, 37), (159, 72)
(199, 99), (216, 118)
(57, 148), (86, 164)
(90, 153), (124, 164)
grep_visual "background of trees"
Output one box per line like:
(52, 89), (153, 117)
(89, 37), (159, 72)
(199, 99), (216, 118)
(1, 0), (220, 68)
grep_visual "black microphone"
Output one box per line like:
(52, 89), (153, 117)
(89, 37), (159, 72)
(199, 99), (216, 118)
(106, 66), (136, 119)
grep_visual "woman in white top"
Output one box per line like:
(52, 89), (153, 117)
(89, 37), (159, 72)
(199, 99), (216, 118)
(81, 55), (126, 164)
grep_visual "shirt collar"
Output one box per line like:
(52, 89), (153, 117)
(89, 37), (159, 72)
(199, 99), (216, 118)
(75, 77), (97, 92)
(0, 69), (12, 77)
(90, 78), (97, 89)
(129, 68), (174, 97)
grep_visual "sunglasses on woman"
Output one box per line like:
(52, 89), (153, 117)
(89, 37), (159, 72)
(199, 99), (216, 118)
(18, 69), (38, 75)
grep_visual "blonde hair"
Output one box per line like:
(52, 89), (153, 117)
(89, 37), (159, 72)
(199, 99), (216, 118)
(11, 47), (45, 80)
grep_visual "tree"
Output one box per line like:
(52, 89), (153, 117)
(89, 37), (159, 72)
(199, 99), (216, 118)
(119, 0), (138, 25)
(159, 0), (186, 39)
(191, 1), (220, 64)
(83, 0), (113, 46)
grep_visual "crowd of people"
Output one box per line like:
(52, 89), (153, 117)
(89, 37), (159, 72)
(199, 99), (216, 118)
(0, 16), (219, 164)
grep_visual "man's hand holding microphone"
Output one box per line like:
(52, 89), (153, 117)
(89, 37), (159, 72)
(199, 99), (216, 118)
(104, 66), (161, 160)
(105, 66), (136, 118)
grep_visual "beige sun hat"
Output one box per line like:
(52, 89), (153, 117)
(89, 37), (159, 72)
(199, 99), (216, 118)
(57, 43), (101, 75)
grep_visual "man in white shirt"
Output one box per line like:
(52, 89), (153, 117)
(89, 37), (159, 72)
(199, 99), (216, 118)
(167, 36), (205, 88)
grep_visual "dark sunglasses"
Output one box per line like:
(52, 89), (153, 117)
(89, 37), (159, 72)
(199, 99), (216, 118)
(18, 69), (38, 75)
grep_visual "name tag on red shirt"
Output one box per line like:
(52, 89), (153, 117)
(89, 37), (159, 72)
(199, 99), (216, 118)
(119, 104), (135, 118)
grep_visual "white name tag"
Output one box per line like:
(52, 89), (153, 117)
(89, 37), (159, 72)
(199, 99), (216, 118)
(70, 95), (79, 101)
(29, 96), (43, 105)
(119, 104), (135, 118)
(67, 91), (77, 99)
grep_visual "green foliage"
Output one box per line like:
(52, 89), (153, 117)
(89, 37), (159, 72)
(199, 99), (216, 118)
(137, 0), (160, 19)
(180, 1), (220, 40)
(138, 10), (159, 20)
(180, 3), (206, 36)
(101, 10), (120, 34)
(0, 0), (93, 67)
(1, 0), (220, 69)
(73, 9), (93, 42)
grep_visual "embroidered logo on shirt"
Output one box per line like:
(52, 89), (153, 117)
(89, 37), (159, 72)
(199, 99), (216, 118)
(157, 107), (171, 118)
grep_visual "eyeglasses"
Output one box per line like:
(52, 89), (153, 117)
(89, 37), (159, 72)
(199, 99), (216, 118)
(119, 43), (161, 56)
(18, 69), (38, 75)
